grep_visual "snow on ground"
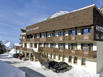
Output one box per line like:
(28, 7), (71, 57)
(8, 49), (16, 56)
(0, 53), (100, 77)
(0, 60), (25, 77)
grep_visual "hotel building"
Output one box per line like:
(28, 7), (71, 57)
(19, 4), (103, 74)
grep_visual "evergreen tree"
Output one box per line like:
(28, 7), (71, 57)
(0, 41), (7, 54)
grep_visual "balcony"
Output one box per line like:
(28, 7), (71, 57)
(64, 34), (92, 41)
(18, 47), (34, 53)
(39, 38), (46, 42)
(39, 47), (97, 58)
(76, 34), (93, 41)
(46, 34), (92, 42)
(21, 34), (93, 43)
(20, 39), (27, 42)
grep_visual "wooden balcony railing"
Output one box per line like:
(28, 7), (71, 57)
(39, 47), (97, 58)
(75, 34), (93, 41)
(21, 34), (93, 42)
(39, 38), (46, 42)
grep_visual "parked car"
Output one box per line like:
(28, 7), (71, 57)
(51, 62), (72, 73)
(13, 53), (19, 58)
(47, 61), (58, 69)
(43, 61), (57, 68)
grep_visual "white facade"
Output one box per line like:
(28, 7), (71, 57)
(97, 41), (103, 73)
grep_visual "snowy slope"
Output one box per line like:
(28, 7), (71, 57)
(47, 11), (69, 20)
(2, 41), (14, 49)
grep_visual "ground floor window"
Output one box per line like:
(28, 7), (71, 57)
(53, 54), (56, 59)
(44, 43), (49, 48)
(39, 43), (42, 47)
(30, 43), (33, 47)
(81, 43), (93, 51)
(81, 58), (86, 65)
(58, 43), (65, 49)
(62, 55), (65, 61)
(46, 53), (48, 57)
(50, 43), (56, 48)
(50, 53), (52, 59)
(58, 55), (61, 60)
(34, 43), (37, 48)
(24, 43), (27, 48)
(68, 56), (72, 62)
(74, 57), (78, 64)
(68, 43), (77, 50)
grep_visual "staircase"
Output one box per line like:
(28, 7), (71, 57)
(31, 49), (49, 65)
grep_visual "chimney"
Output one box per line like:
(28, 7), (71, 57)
(100, 6), (103, 14)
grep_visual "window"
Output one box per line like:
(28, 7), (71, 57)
(81, 58), (86, 65)
(58, 43), (65, 49)
(24, 43), (27, 48)
(34, 34), (37, 38)
(34, 43), (37, 48)
(45, 32), (48, 37)
(39, 33), (42, 38)
(68, 43), (77, 50)
(50, 43), (56, 48)
(37, 34), (40, 38)
(58, 55), (61, 60)
(82, 28), (91, 34)
(53, 54), (56, 59)
(71, 43), (77, 50)
(30, 43), (33, 47)
(42, 32), (48, 38)
(50, 31), (56, 37)
(44, 43), (49, 48)
(62, 55), (65, 61)
(68, 43), (71, 49)
(74, 57), (78, 64)
(81, 43), (93, 51)
(68, 29), (77, 35)
(69, 56), (72, 62)
(58, 30), (65, 36)
(39, 43), (42, 47)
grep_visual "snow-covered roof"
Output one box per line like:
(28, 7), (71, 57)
(46, 4), (95, 20)
(47, 11), (69, 20)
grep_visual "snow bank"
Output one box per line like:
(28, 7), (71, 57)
(8, 48), (18, 57)
(23, 61), (99, 77)
(0, 61), (25, 77)
(26, 61), (42, 68)
(58, 67), (99, 77)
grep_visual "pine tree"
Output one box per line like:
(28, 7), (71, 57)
(0, 41), (7, 54)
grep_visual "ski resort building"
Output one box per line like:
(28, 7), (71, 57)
(19, 4), (103, 74)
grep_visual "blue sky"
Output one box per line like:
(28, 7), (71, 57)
(0, 0), (102, 43)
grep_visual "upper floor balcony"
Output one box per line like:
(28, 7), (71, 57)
(20, 33), (93, 43)
(39, 47), (97, 59)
